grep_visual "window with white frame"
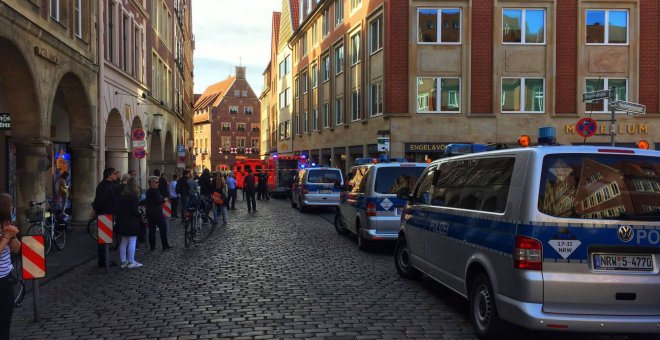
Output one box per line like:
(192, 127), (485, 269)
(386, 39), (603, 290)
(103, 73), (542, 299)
(244, 106), (253, 115)
(302, 33), (307, 56)
(242, 90), (248, 98)
(280, 88), (290, 109)
(502, 9), (545, 44)
(237, 123), (246, 132)
(221, 122), (231, 131)
(369, 15), (383, 53)
(586, 9), (628, 44)
(222, 137), (231, 147)
(369, 82), (383, 116)
(311, 21), (318, 47)
(501, 78), (545, 113)
(252, 138), (260, 148)
(323, 103), (330, 128)
(234, 90), (240, 97)
(74, 0), (82, 37)
(322, 9), (330, 37)
(303, 111), (309, 133)
(302, 71), (308, 93)
(107, 1), (115, 61)
(417, 8), (461, 44)
(229, 106), (238, 114)
(311, 64), (318, 88)
(417, 77), (461, 113)
(335, 97), (344, 125)
(350, 32), (361, 65)
(585, 78), (627, 112)
(251, 123), (260, 132)
(312, 107), (319, 131)
(350, 0), (361, 12)
(335, 0), (344, 26)
(294, 114), (299, 135)
(351, 90), (361, 121)
(335, 44), (344, 74)
(237, 138), (246, 148)
(122, 14), (129, 72)
(50, 0), (61, 22)
(321, 55), (330, 82)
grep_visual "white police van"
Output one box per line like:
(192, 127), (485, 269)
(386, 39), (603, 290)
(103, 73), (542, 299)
(395, 139), (660, 338)
(291, 166), (343, 212)
(335, 157), (426, 250)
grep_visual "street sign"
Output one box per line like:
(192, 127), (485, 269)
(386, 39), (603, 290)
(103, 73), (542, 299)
(576, 118), (598, 138)
(582, 90), (610, 102)
(21, 235), (45, 279)
(132, 147), (147, 159)
(377, 137), (390, 152)
(132, 140), (147, 148)
(97, 214), (114, 245)
(131, 128), (146, 141)
(613, 101), (646, 114)
(177, 156), (185, 168)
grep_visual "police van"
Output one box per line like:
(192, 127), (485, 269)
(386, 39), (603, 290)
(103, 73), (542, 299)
(335, 158), (426, 250)
(291, 166), (343, 212)
(394, 140), (660, 338)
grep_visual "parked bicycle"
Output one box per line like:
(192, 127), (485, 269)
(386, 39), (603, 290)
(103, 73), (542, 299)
(183, 193), (216, 247)
(25, 198), (68, 255)
(87, 215), (120, 250)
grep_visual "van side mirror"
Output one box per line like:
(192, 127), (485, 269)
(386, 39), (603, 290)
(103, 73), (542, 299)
(397, 187), (412, 201)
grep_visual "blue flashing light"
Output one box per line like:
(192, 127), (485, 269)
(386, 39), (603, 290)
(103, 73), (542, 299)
(538, 126), (556, 145)
(355, 158), (376, 165)
(301, 155), (306, 159)
(272, 154), (278, 158)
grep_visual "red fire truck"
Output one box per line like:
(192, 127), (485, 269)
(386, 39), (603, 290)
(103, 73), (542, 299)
(232, 158), (265, 189)
(265, 155), (306, 197)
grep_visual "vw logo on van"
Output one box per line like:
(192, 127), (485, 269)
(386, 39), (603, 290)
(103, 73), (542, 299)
(617, 225), (634, 243)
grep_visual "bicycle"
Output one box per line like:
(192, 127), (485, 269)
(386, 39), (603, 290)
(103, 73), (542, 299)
(183, 193), (216, 247)
(10, 246), (25, 307)
(87, 216), (120, 250)
(25, 198), (68, 255)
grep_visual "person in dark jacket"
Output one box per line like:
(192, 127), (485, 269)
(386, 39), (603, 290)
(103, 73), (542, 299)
(146, 176), (173, 251)
(257, 172), (269, 200)
(198, 169), (213, 196)
(244, 169), (257, 212)
(115, 177), (143, 268)
(154, 169), (169, 199)
(92, 167), (120, 267)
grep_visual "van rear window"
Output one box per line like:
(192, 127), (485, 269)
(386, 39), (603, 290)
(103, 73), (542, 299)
(307, 170), (342, 183)
(538, 154), (660, 220)
(374, 167), (424, 194)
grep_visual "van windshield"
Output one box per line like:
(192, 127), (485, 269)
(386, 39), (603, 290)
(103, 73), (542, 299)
(308, 170), (341, 184)
(538, 154), (660, 220)
(374, 166), (424, 194)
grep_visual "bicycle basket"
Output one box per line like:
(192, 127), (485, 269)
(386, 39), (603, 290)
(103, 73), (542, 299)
(25, 205), (44, 222)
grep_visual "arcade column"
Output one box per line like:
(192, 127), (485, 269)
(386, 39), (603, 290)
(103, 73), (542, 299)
(14, 141), (49, 230)
(70, 146), (97, 223)
(105, 148), (129, 176)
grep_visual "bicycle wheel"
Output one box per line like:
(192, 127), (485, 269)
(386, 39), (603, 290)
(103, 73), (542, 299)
(87, 217), (98, 240)
(183, 218), (192, 247)
(27, 223), (52, 256)
(192, 212), (215, 243)
(11, 252), (25, 307)
(53, 223), (66, 251)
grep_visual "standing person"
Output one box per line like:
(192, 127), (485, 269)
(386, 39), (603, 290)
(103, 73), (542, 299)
(0, 193), (21, 339)
(92, 168), (120, 267)
(145, 176), (173, 251)
(212, 175), (228, 225)
(157, 170), (169, 199)
(198, 169), (213, 197)
(226, 173), (237, 210)
(168, 174), (179, 219)
(257, 172), (269, 201)
(57, 171), (70, 214)
(187, 169), (199, 195)
(244, 169), (257, 212)
(115, 178), (143, 269)
(176, 170), (191, 218)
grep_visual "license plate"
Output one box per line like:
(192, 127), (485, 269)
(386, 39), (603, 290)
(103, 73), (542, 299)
(319, 190), (332, 194)
(593, 254), (654, 271)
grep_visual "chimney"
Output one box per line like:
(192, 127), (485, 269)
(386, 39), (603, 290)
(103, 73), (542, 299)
(236, 66), (246, 79)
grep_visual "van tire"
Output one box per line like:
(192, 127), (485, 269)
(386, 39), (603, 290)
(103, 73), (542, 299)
(356, 224), (368, 251)
(469, 273), (506, 339)
(334, 213), (348, 235)
(394, 237), (421, 279)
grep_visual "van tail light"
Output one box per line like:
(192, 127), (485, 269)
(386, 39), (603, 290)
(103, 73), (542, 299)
(514, 236), (542, 271)
(366, 202), (377, 216)
(301, 185), (309, 194)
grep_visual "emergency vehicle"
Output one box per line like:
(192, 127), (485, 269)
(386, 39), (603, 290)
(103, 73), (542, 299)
(232, 158), (264, 189)
(265, 155), (306, 197)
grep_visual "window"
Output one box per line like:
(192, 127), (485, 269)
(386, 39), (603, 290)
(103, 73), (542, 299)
(50, 0), (60, 22)
(280, 88), (290, 109)
(322, 9), (330, 37)
(237, 123), (246, 132)
(242, 91), (248, 98)
(229, 106), (238, 114)
(585, 78), (627, 112)
(294, 78), (299, 98)
(417, 77), (461, 113)
(351, 90), (361, 121)
(74, 0), (82, 37)
(134, 27), (142, 80)
(279, 55), (291, 78)
(107, 1), (115, 61)
(302, 34), (307, 56)
(586, 10), (628, 44)
(312, 21), (318, 47)
(252, 138), (260, 148)
(323, 103), (330, 128)
(321, 55), (330, 82)
(335, 44), (344, 74)
(237, 138), (246, 148)
(350, 33), (361, 65)
(302, 71), (308, 93)
(285, 121), (291, 138)
(335, 97), (344, 125)
(294, 113), (300, 135)
(222, 122), (231, 131)
(370, 82), (383, 116)
(252, 123), (260, 132)
(369, 15), (383, 54)
(417, 8), (461, 44)
(303, 111), (309, 133)
(122, 15), (129, 71)
(222, 137), (231, 147)
(234, 90), (240, 97)
(244, 107), (253, 115)
(311, 64), (318, 88)
(312, 107), (318, 131)
(350, 0), (361, 11)
(335, 0), (344, 26)
(501, 78), (544, 113)
(502, 9), (545, 44)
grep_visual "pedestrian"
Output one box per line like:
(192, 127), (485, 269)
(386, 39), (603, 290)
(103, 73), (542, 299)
(56, 171), (70, 215)
(213, 175), (228, 225)
(244, 169), (257, 212)
(257, 171), (269, 200)
(226, 172), (237, 210)
(145, 176), (173, 251)
(155, 170), (169, 199)
(116, 177), (143, 269)
(92, 168), (120, 267)
(168, 174), (179, 219)
(0, 193), (21, 339)
(176, 170), (191, 218)
(187, 169), (199, 195)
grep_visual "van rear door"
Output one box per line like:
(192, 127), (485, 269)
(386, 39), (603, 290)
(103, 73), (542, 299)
(534, 152), (660, 316)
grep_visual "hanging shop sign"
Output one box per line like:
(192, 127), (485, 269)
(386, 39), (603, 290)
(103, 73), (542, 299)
(0, 113), (10, 130)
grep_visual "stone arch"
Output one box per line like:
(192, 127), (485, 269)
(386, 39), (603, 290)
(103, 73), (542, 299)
(105, 109), (128, 175)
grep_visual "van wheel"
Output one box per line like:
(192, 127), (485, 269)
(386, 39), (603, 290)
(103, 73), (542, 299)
(394, 237), (421, 279)
(334, 212), (348, 235)
(469, 273), (506, 339)
(356, 224), (368, 251)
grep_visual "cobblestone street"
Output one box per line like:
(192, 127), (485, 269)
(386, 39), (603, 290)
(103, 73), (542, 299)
(11, 199), (637, 339)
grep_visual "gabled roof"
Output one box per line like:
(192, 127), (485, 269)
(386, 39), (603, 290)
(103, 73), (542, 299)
(290, 0), (300, 31)
(194, 77), (236, 110)
(272, 12), (281, 54)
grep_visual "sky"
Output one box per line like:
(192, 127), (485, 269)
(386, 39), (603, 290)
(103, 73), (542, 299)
(192, 0), (281, 95)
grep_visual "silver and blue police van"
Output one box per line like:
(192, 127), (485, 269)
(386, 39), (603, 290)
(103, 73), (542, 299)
(394, 140), (660, 338)
(291, 166), (343, 212)
(335, 158), (426, 250)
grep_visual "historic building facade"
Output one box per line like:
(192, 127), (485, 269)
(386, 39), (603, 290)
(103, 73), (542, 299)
(283, 0), (660, 175)
(193, 67), (261, 171)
